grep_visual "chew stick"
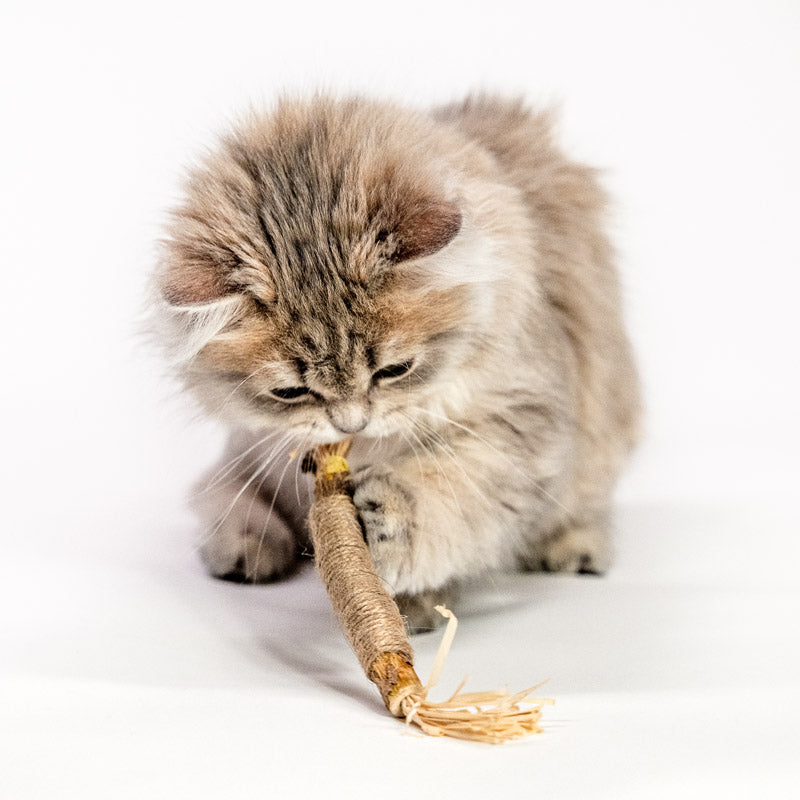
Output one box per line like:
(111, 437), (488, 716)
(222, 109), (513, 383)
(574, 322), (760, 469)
(308, 440), (553, 743)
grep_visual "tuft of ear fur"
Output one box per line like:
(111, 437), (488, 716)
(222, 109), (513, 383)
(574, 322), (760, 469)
(152, 290), (247, 367)
(153, 237), (248, 366)
(160, 259), (231, 306)
(390, 200), (462, 263)
(157, 216), (242, 308)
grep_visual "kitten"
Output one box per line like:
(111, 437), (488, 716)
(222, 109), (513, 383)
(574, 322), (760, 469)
(154, 95), (641, 629)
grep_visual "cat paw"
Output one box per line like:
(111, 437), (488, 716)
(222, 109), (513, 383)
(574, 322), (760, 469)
(353, 472), (416, 591)
(535, 525), (611, 575)
(199, 503), (297, 583)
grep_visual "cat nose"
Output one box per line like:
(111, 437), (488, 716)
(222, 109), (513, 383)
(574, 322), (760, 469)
(327, 401), (369, 434)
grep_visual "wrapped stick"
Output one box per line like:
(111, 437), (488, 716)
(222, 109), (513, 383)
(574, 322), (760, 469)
(308, 440), (553, 743)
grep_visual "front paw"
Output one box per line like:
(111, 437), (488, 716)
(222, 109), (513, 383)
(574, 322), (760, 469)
(353, 472), (416, 591)
(199, 499), (297, 583)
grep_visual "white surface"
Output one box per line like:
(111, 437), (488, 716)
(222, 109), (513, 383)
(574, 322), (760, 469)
(2, 1), (799, 798)
(3, 497), (799, 799)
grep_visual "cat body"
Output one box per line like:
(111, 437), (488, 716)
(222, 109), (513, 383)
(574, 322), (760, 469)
(156, 95), (640, 626)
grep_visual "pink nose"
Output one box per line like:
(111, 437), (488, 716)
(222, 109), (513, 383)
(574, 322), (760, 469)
(327, 402), (369, 434)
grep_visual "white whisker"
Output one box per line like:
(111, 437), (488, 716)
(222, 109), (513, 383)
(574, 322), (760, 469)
(411, 405), (572, 517)
(195, 429), (277, 496)
(395, 410), (466, 520)
(408, 413), (495, 512)
(252, 428), (312, 580)
(197, 431), (295, 551)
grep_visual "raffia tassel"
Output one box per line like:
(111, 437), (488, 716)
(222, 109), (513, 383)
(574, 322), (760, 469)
(308, 441), (554, 744)
(371, 608), (554, 743)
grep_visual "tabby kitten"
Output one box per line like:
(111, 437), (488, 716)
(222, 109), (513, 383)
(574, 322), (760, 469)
(155, 95), (640, 628)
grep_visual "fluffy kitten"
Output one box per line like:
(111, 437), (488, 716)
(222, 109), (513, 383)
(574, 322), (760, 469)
(155, 95), (640, 629)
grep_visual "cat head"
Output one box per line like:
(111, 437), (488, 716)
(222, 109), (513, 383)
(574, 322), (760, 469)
(155, 97), (503, 444)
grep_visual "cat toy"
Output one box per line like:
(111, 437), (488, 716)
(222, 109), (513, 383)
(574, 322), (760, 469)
(307, 440), (553, 743)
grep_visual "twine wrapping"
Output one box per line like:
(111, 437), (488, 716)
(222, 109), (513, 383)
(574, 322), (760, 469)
(308, 440), (554, 743)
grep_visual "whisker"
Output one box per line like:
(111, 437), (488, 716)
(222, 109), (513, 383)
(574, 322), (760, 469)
(242, 430), (296, 536)
(252, 427), (313, 581)
(195, 429), (278, 496)
(395, 410), (466, 520)
(410, 405), (572, 517)
(198, 455), (274, 552)
(293, 423), (317, 506)
(197, 431), (295, 551)
(409, 414), (495, 512)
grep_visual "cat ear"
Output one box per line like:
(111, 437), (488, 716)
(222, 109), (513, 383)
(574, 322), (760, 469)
(389, 200), (462, 263)
(154, 253), (247, 366)
(159, 258), (232, 307)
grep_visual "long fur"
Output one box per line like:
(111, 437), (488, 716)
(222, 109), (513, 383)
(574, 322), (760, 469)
(154, 94), (641, 625)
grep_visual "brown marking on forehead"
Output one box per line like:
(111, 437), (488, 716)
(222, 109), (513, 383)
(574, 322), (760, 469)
(285, 308), (379, 391)
(275, 274), (384, 349)
(164, 97), (466, 321)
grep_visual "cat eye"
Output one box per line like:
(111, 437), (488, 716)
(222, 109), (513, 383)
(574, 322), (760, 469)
(268, 386), (311, 402)
(372, 360), (415, 384)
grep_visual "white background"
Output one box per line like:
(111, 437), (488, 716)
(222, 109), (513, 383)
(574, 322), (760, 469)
(1, 1), (798, 798)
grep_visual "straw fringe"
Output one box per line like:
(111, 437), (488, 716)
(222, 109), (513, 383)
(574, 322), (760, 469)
(371, 606), (553, 743)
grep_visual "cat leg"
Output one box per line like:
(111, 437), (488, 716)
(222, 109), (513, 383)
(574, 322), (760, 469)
(352, 403), (578, 598)
(352, 469), (416, 592)
(351, 446), (551, 598)
(354, 470), (457, 629)
(353, 466), (457, 629)
(196, 474), (300, 582)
